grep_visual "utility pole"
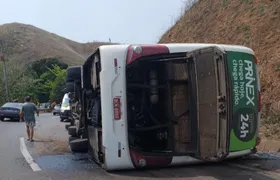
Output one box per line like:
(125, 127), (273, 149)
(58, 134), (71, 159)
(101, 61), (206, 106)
(0, 54), (10, 102)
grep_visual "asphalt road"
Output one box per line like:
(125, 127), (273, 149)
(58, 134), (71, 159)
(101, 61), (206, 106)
(1, 113), (280, 180)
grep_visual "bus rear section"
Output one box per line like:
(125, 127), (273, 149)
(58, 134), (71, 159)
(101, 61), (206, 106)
(125, 45), (231, 168)
(88, 44), (260, 170)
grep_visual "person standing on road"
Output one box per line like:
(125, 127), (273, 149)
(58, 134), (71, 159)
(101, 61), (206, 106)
(20, 96), (39, 142)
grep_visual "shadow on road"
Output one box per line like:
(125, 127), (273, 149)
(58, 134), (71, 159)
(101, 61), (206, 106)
(110, 160), (278, 180)
(33, 140), (53, 143)
(227, 154), (280, 173)
(1, 118), (21, 123)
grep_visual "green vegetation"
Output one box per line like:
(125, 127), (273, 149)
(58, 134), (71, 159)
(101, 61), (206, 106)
(222, 0), (229, 8)
(258, 5), (265, 13)
(0, 57), (68, 105)
(0, 62), (34, 104)
(237, 25), (251, 44)
(28, 58), (68, 103)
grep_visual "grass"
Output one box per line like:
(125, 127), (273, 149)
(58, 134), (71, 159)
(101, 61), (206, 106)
(222, 0), (229, 8)
(258, 5), (265, 13)
(242, 0), (253, 5)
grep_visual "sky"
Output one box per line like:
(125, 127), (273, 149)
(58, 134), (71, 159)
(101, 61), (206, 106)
(0, 0), (185, 44)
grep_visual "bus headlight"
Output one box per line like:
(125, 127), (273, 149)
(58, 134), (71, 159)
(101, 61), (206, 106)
(138, 159), (146, 167)
(133, 46), (142, 54)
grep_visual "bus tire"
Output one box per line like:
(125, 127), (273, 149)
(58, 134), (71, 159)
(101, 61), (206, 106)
(69, 139), (88, 153)
(69, 136), (79, 142)
(66, 82), (75, 92)
(67, 66), (81, 82)
(70, 120), (75, 126)
(68, 126), (77, 137)
(65, 124), (71, 130)
(75, 120), (82, 136)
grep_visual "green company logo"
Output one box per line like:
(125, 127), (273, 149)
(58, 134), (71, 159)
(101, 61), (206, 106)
(227, 52), (258, 151)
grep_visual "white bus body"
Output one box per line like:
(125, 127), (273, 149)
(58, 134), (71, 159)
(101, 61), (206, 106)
(68, 43), (260, 171)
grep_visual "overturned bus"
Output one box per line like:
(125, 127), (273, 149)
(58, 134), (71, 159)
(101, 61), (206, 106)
(64, 43), (261, 171)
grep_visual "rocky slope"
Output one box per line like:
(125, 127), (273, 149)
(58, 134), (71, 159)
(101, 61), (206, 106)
(159, 0), (280, 120)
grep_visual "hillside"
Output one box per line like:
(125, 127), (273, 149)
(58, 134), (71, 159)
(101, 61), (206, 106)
(0, 23), (114, 65)
(159, 0), (280, 121)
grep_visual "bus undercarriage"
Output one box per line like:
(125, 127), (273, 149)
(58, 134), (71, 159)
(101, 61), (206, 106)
(66, 46), (233, 169)
(126, 53), (197, 156)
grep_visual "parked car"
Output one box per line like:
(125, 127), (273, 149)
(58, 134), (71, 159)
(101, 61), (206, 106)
(0, 102), (23, 121)
(52, 104), (61, 115)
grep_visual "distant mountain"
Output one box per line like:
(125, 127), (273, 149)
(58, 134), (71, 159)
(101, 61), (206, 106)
(0, 22), (115, 65)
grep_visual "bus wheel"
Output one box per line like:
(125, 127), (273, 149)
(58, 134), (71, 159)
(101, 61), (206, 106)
(66, 66), (81, 82)
(70, 120), (75, 126)
(69, 136), (79, 142)
(68, 126), (77, 137)
(66, 82), (75, 92)
(65, 124), (71, 131)
(69, 139), (88, 153)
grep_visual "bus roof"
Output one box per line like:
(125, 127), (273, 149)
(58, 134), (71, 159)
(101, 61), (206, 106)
(98, 43), (253, 54)
(84, 43), (254, 65)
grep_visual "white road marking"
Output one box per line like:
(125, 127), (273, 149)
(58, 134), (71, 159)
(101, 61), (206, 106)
(19, 137), (42, 172)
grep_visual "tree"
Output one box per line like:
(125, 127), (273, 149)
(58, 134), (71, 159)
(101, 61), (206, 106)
(27, 58), (68, 78)
(27, 58), (68, 103)
(49, 65), (67, 102)
(0, 61), (34, 105)
(0, 58), (68, 105)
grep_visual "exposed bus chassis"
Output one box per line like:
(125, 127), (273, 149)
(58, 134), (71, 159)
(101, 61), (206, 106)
(126, 54), (196, 154)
